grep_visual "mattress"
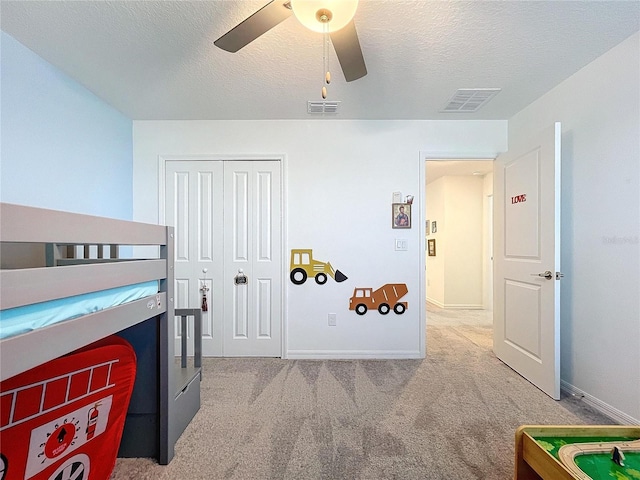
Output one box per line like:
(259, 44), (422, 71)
(0, 280), (159, 340)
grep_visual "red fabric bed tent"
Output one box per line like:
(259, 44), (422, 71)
(0, 336), (136, 480)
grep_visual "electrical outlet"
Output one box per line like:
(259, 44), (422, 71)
(328, 313), (337, 326)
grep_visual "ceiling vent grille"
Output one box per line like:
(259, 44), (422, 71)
(307, 100), (340, 115)
(441, 88), (501, 113)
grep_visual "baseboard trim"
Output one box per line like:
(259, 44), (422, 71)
(286, 350), (423, 360)
(426, 298), (445, 308)
(443, 304), (484, 310)
(426, 298), (483, 310)
(561, 380), (640, 425)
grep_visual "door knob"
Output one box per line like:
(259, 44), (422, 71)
(531, 270), (553, 280)
(234, 269), (248, 285)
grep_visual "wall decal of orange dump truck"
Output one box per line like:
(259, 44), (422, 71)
(290, 249), (348, 285)
(349, 284), (408, 315)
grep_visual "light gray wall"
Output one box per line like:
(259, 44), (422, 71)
(133, 120), (507, 358)
(509, 32), (640, 423)
(0, 32), (133, 220)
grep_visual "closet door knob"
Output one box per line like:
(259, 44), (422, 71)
(234, 269), (248, 285)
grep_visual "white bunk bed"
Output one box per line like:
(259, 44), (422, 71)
(0, 202), (200, 465)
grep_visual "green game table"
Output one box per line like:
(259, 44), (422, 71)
(515, 425), (640, 480)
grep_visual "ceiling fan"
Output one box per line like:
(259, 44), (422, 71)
(214, 0), (367, 84)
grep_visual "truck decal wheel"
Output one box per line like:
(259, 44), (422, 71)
(290, 268), (307, 285)
(378, 303), (390, 315)
(355, 304), (367, 315)
(394, 303), (406, 315)
(315, 273), (328, 285)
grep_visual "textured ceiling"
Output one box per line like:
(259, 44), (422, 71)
(1, 0), (639, 120)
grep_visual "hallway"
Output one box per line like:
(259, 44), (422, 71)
(427, 302), (492, 327)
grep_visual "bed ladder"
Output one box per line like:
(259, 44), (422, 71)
(173, 308), (202, 442)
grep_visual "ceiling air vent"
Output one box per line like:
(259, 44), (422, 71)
(441, 88), (501, 113)
(307, 100), (340, 115)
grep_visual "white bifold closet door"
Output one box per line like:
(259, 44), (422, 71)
(165, 160), (281, 357)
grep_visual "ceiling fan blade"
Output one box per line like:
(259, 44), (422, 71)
(330, 20), (367, 82)
(214, 1), (293, 53)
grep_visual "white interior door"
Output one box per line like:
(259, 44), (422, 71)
(223, 161), (282, 356)
(166, 161), (224, 356)
(493, 122), (562, 399)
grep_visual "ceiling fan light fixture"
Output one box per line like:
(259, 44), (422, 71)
(291, 0), (358, 33)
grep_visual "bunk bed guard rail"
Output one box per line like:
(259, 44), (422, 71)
(0, 203), (183, 465)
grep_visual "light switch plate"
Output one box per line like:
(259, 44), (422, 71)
(395, 239), (408, 251)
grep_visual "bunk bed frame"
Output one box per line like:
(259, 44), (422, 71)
(0, 202), (199, 465)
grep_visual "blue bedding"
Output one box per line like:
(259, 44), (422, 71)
(0, 281), (159, 339)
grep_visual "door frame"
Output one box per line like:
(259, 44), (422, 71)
(419, 150), (505, 349)
(158, 154), (288, 358)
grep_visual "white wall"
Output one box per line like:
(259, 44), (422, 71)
(426, 178), (445, 305)
(445, 176), (484, 308)
(133, 120), (507, 358)
(508, 32), (640, 423)
(482, 173), (494, 310)
(0, 32), (133, 220)
(426, 176), (484, 309)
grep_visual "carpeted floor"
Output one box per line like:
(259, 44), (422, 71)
(110, 306), (614, 479)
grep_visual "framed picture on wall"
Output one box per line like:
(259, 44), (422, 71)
(392, 203), (411, 229)
(431, 221), (437, 233)
(428, 238), (436, 256)
(425, 219), (430, 236)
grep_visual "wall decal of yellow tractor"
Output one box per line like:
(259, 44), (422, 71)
(290, 249), (348, 285)
(349, 284), (408, 315)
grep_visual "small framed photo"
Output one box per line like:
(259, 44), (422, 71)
(426, 219), (430, 236)
(428, 238), (436, 256)
(392, 203), (411, 229)
(431, 221), (437, 234)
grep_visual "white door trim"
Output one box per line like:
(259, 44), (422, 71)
(158, 153), (288, 358)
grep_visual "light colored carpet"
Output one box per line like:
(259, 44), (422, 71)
(110, 306), (613, 479)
